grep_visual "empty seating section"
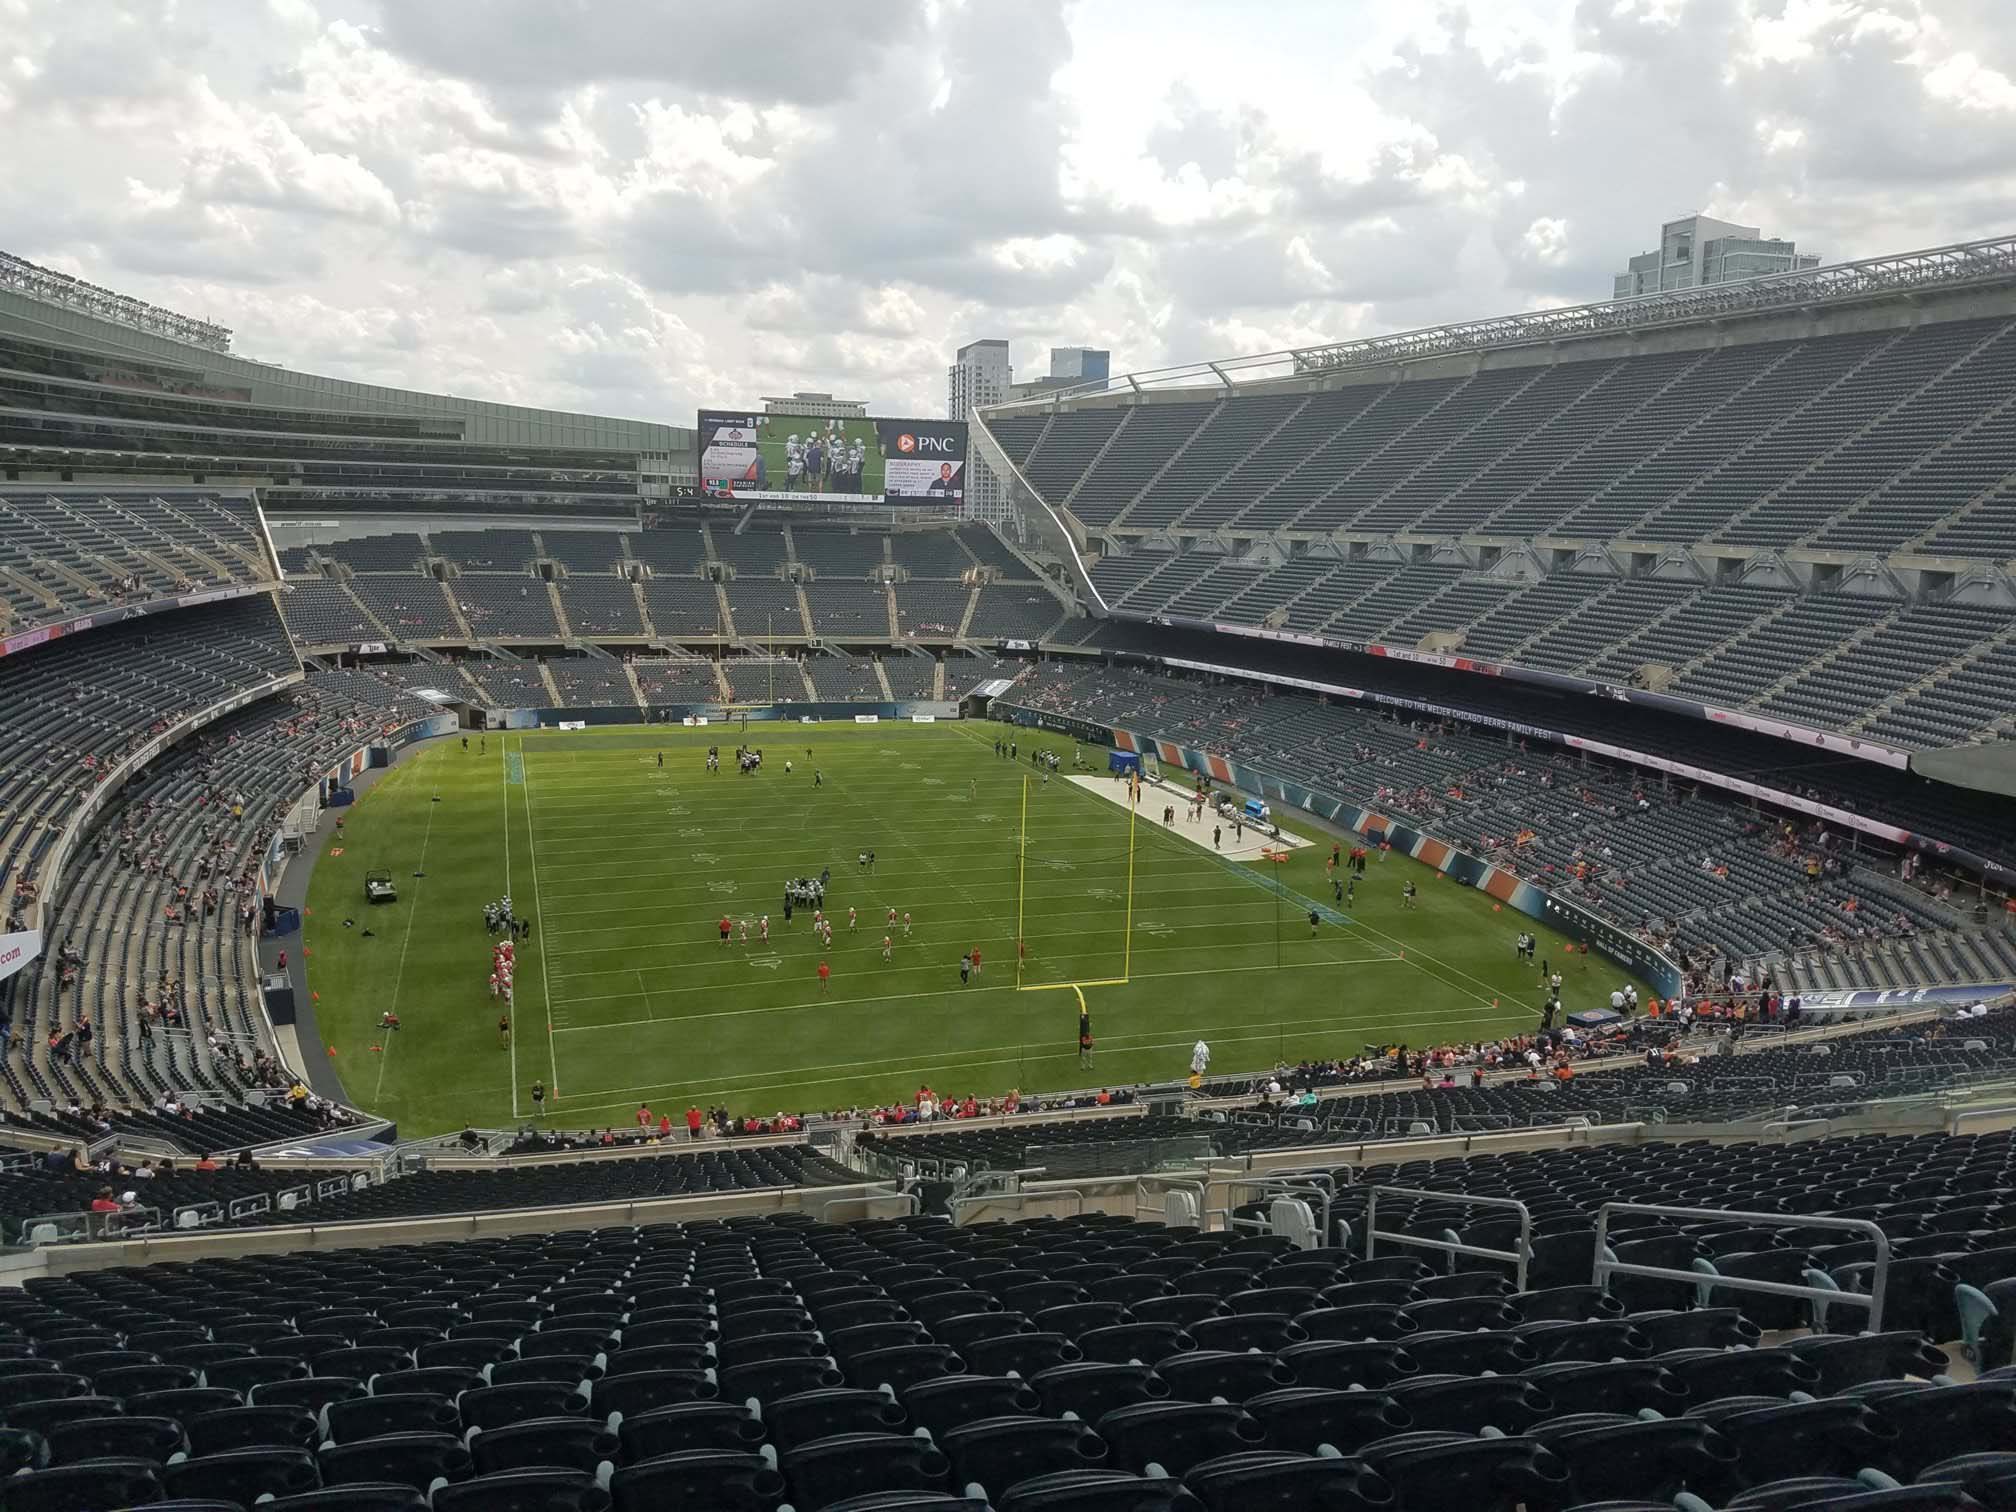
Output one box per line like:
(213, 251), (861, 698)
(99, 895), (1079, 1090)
(641, 577), (724, 637)
(1864, 639), (2016, 748)
(1339, 367), (1556, 534)
(459, 660), (549, 707)
(1014, 316), (2016, 556)
(1923, 483), (2016, 558)
(1721, 319), (2016, 547)
(452, 576), (561, 639)
(0, 490), (271, 635)
(634, 658), (721, 705)
(347, 575), (460, 639)
(1160, 559), (1263, 621)
(1759, 603), (2008, 732)
(722, 658), (798, 703)
(948, 528), (1036, 580)
(967, 585), (1067, 640)
(539, 531), (630, 573)
(1063, 403), (1221, 527)
(710, 526), (788, 577)
(1378, 576), (1519, 646)
(1630, 331), (1902, 543)
(985, 411), (1049, 470)
(1089, 550), (1171, 607)
(1124, 394), (1304, 529)
(1213, 555), (1342, 627)
(556, 577), (644, 636)
(791, 526), (886, 577)
(1020, 406), (1126, 505)
(1513, 578), (1698, 673)
(881, 654), (938, 699)
(1566, 338), (1867, 541)
(1005, 660), (2010, 988)
(1320, 565), (1466, 643)
(548, 658), (639, 708)
(625, 527), (705, 576)
(1277, 560), (1401, 637)
(803, 582), (889, 637)
(1582, 587), (1787, 682)
(277, 579), (374, 646)
(1477, 348), (1709, 538)
(895, 581), (971, 638)
(1448, 578), (1591, 661)
(1219, 385), (1389, 531)
(803, 656), (883, 701)
(890, 530), (975, 579)
(1294, 374), (1479, 533)
(723, 578), (804, 638)
(430, 529), (540, 571)
(317, 533), (430, 574)
(1670, 595), (1890, 706)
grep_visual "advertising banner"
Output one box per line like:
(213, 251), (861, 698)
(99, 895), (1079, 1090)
(0, 928), (40, 984)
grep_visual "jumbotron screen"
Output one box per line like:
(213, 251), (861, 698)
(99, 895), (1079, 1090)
(697, 410), (967, 506)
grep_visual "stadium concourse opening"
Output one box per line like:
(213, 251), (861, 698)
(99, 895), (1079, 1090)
(300, 720), (1642, 1134)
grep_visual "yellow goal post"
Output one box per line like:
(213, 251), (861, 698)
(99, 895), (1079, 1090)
(1013, 767), (1138, 993)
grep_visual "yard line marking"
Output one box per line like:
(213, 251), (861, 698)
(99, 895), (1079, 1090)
(539, 915), (1361, 964)
(521, 741), (563, 1096)
(503, 735), (518, 1119)
(548, 951), (1403, 1022)
(376, 763), (440, 1105)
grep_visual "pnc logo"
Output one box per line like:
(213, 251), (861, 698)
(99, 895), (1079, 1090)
(897, 433), (955, 454)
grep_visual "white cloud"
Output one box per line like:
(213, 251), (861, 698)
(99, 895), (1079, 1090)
(1, 0), (2013, 423)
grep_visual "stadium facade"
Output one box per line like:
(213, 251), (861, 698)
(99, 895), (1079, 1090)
(0, 252), (696, 506)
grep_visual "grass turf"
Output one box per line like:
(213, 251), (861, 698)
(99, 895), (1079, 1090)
(302, 722), (1651, 1135)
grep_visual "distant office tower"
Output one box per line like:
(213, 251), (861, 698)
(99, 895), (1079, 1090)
(1047, 347), (1110, 382)
(1612, 216), (1819, 300)
(948, 339), (1013, 524)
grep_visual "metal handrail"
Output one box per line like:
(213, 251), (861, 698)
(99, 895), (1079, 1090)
(1591, 1202), (1890, 1330)
(1133, 1173), (1209, 1229)
(1220, 1171), (1336, 1248)
(947, 1186), (1087, 1226)
(805, 1182), (918, 1222)
(1363, 1186), (1533, 1289)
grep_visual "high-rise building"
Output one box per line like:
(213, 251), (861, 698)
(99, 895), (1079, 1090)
(1007, 346), (1115, 403)
(1611, 216), (1819, 300)
(1047, 346), (1110, 382)
(948, 339), (1013, 524)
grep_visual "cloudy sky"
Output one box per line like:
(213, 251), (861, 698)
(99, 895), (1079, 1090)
(5, 0), (2015, 425)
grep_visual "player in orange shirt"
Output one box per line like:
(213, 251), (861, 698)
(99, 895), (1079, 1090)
(817, 960), (831, 993)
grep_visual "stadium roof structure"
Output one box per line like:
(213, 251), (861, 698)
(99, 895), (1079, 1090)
(983, 231), (2016, 414)
(0, 249), (233, 354)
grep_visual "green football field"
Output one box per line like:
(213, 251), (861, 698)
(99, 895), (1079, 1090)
(301, 722), (1649, 1136)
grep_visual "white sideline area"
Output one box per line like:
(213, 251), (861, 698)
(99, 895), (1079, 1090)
(1064, 772), (1312, 862)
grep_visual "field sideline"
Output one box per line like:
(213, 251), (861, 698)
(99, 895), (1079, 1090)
(300, 720), (1649, 1135)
